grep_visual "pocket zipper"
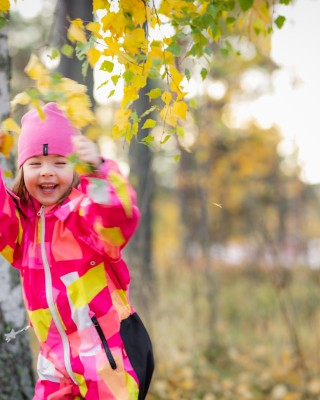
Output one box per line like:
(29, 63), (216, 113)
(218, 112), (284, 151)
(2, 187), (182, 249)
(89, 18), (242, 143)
(91, 315), (117, 370)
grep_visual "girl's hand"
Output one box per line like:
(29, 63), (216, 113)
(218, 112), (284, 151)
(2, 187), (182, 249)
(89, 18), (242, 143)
(72, 135), (101, 169)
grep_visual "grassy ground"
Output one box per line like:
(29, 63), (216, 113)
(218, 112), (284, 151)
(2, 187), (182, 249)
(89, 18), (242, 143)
(147, 264), (320, 400)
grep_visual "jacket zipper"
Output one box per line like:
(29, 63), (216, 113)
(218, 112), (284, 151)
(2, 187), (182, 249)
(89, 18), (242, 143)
(91, 315), (117, 370)
(38, 205), (78, 384)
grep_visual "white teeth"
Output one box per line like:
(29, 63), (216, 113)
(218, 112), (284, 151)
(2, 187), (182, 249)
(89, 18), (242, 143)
(41, 184), (56, 191)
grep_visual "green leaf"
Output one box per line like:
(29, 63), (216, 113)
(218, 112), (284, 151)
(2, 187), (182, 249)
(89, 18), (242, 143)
(173, 154), (180, 162)
(176, 31), (187, 41)
(188, 32), (208, 57)
(188, 43), (201, 57)
(140, 106), (156, 119)
(111, 75), (120, 86)
(238, 0), (253, 12)
(220, 47), (229, 57)
(68, 153), (80, 164)
(142, 134), (155, 143)
(189, 98), (197, 109)
(142, 119), (157, 129)
(151, 40), (161, 48)
(166, 42), (182, 57)
(108, 89), (115, 98)
(207, 3), (221, 18)
(161, 70), (167, 80)
(223, 0), (235, 11)
(49, 48), (60, 60)
(160, 134), (171, 144)
(176, 126), (185, 138)
(280, 0), (291, 4)
(152, 57), (162, 68)
(254, 26), (261, 35)
(100, 60), (114, 73)
(26, 88), (40, 100)
(82, 60), (88, 78)
(123, 70), (134, 85)
(61, 44), (74, 58)
(147, 88), (162, 99)
(226, 17), (236, 25)
(204, 46), (213, 56)
(200, 68), (208, 81)
(0, 17), (8, 30)
(275, 15), (286, 29)
(76, 42), (89, 61)
(148, 67), (160, 79)
(209, 22), (218, 39)
(131, 111), (139, 124)
(97, 80), (109, 90)
(185, 68), (191, 82)
(51, 72), (63, 85)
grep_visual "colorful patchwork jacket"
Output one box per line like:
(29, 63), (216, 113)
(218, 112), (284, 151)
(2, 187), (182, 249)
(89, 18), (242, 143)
(0, 159), (154, 399)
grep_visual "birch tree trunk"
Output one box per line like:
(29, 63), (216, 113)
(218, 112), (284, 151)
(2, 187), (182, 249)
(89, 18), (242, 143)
(0, 25), (35, 400)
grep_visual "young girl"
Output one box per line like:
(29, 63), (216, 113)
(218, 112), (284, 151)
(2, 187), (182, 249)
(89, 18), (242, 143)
(0, 102), (154, 400)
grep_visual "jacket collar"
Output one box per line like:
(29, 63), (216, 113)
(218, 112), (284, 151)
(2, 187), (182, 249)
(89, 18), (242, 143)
(13, 188), (85, 221)
(52, 188), (85, 221)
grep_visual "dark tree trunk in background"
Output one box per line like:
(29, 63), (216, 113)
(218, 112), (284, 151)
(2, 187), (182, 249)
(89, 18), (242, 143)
(127, 81), (154, 321)
(53, 0), (95, 106)
(178, 150), (200, 259)
(53, 0), (154, 321)
(0, 26), (35, 400)
(178, 146), (218, 349)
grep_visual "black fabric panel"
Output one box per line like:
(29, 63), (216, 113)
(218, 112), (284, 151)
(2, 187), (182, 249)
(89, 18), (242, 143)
(120, 313), (154, 399)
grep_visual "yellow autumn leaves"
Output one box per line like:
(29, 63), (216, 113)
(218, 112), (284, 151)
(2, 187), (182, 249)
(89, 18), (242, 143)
(1, 53), (94, 128)
(0, 131), (14, 158)
(1, 0), (287, 152)
(64, 2), (189, 143)
(1, 0), (193, 152)
(0, 53), (95, 166)
(23, 54), (95, 129)
(0, 0), (10, 14)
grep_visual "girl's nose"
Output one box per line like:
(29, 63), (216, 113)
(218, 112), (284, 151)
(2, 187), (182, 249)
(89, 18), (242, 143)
(40, 163), (54, 176)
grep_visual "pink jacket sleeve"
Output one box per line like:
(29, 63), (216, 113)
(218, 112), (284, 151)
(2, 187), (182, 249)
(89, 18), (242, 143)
(0, 169), (20, 264)
(77, 159), (140, 259)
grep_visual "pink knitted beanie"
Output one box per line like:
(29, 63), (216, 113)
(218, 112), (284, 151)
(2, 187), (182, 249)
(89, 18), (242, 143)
(18, 102), (77, 168)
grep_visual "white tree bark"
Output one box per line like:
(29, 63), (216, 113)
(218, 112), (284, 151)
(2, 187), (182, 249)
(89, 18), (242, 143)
(0, 25), (35, 399)
(0, 27), (10, 116)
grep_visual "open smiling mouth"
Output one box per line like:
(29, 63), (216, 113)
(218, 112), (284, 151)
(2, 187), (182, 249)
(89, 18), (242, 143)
(40, 184), (57, 193)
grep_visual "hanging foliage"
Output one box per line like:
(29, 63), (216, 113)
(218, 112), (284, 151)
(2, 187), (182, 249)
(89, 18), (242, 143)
(0, 0), (290, 148)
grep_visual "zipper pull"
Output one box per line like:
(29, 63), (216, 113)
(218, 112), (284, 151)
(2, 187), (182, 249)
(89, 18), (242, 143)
(37, 205), (45, 217)
(4, 325), (30, 343)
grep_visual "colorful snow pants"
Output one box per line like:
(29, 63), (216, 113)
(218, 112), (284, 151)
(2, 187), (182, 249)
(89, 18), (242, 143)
(32, 313), (154, 400)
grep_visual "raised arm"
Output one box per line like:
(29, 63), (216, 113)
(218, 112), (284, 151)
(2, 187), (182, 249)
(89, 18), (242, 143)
(72, 136), (140, 259)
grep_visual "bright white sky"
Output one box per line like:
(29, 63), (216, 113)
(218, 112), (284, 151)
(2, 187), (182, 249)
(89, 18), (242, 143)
(228, 0), (320, 183)
(249, 0), (320, 184)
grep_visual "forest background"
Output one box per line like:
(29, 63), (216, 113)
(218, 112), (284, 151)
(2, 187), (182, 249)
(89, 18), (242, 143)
(1, 1), (320, 399)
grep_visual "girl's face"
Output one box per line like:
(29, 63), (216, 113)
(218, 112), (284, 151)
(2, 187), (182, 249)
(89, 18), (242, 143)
(23, 154), (74, 206)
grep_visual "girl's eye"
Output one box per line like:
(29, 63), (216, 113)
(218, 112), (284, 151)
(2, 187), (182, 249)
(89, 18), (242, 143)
(56, 162), (67, 165)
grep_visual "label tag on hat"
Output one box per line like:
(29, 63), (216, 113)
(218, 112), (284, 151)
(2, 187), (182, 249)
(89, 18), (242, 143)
(43, 144), (48, 156)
